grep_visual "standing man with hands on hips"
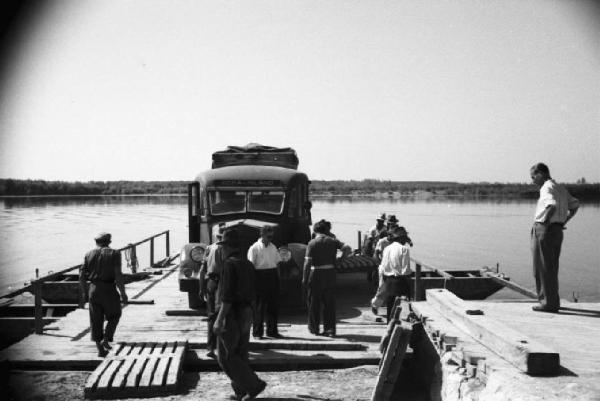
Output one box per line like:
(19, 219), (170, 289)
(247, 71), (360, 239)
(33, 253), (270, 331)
(530, 163), (579, 313)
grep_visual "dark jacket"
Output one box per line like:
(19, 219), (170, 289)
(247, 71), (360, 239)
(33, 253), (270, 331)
(219, 253), (256, 309)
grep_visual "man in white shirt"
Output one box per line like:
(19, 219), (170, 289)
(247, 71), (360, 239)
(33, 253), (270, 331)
(530, 163), (579, 313)
(247, 225), (282, 338)
(370, 226), (412, 320)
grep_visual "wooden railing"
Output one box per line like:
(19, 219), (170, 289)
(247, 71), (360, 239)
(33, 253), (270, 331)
(1, 230), (172, 335)
(410, 258), (454, 301)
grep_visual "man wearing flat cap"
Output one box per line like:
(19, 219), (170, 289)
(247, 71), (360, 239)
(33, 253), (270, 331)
(79, 232), (128, 357)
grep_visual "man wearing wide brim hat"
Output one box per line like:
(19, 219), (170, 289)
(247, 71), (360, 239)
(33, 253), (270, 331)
(79, 232), (128, 357)
(213, 229), (267, 400)
(386, 214), (399, 226)
(364, 213), (387, 257)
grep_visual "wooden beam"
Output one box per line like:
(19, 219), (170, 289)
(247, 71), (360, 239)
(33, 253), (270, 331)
(126, 299), (155, 305)
(425, 289), (559, 376)
(479, 270), (537, 299)
(411, 258), (454, 279)
(371, 321), (412, 401)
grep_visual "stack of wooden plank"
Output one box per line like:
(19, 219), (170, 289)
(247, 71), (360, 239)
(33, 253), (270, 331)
(413, 289), (560, 377)
(84, 341), (187, 399)
(371, 298), (412, 401)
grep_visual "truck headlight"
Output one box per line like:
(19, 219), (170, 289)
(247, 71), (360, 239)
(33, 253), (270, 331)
(190, 245), (206, 263)
(278, 247), (291, 262)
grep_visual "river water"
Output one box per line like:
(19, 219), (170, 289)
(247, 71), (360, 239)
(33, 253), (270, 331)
(1, 196), (598, 301)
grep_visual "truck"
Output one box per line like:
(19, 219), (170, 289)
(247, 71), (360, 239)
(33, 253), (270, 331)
(178, 144), (313, 308)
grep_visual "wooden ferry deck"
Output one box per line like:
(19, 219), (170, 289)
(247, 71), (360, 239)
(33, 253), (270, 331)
(2, 262), (600, 400)
(0, 264), (386, 372)
(411, 290), (600, 400)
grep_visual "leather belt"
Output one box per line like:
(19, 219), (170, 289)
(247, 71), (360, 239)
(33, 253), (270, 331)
(311, 264), (335, 270)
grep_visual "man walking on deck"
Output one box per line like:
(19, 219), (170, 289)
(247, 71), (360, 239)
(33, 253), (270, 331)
(377, 227), (412, 321)
(79, 232), (128, 357)
(371, 227), (411, 315)
(530, 163), (579, 312)
(303, 220), (351, 337)
(214, 229), (267, 401)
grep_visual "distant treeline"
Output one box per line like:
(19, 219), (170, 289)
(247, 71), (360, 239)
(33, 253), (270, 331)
(0, 179), (188, 196)
(1, 178), (599, 199)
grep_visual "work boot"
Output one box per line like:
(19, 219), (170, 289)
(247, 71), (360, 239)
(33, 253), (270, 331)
(242, 380), (267, 401)
(96, 342), (108, 358)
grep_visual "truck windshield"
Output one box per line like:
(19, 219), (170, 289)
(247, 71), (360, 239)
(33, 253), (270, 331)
(248, 191), (285, 214)
(209, 191), (246, 215)
(208, 190), (285, 215)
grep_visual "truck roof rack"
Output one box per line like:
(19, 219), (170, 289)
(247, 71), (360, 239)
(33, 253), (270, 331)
(212, 143), (299, 170)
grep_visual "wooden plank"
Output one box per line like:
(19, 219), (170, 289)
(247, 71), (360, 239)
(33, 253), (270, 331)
(126, 299), (155, 305)
(411, 258), (454, 279)
(371, 322), (412, 401)
(480, 270), (537, 299)
(108, 343), (135, 390)
(84, 358), (112, 397)
(425, 289), (559, 375)
(125, 343), (153, 389)
(151, 356), (171, 388)
(138, 355), (159, 387)
(165, 342), (187, 389)
(138, 342), (165, 388)
(111, 356), (136, 390)
(96, 359), (123, 395)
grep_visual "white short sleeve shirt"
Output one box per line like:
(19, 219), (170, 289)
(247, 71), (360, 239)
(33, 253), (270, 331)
(534, 179), (580, 223)
(379, 242), (411, 276)
(247, 240), (281, 270)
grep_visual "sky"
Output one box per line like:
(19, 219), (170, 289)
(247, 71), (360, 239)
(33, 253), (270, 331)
(0, 0), (598, 183)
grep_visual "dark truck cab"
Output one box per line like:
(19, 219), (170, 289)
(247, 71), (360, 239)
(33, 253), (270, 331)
(179, 145), (312, 308)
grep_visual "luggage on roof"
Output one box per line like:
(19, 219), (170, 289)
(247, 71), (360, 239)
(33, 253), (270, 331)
(212, 143), (299, 169)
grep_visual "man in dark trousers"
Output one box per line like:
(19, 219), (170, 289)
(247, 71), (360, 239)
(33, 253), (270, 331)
(530, 163), (579, 312)
(303, 220), (351, 337)
(79, 232), (128, 357)
(199, 227), (225, 359)
(213, 228), (267, 401)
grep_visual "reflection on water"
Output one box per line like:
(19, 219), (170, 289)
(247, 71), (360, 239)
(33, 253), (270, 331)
(313, 195), (600, 207)
(1, 196), (599, 301)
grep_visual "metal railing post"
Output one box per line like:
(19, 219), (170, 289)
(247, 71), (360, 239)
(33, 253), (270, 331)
(357, 231), (362, 254)
(414, 263), (422, 301)
(165, 230), (170, 257)
(34, 279), (43, 334)
(150, 237), (155, 267)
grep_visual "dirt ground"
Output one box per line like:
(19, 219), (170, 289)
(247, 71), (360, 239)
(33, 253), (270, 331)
(4, 366), (427, 401)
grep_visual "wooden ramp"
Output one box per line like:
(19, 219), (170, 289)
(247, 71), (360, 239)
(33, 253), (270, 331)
(84, 341), (187, 399)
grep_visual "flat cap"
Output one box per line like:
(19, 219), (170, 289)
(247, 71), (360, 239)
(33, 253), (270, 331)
(94, 232), (112, 242)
